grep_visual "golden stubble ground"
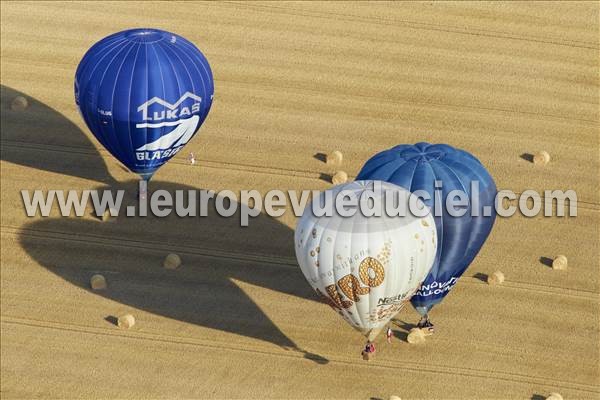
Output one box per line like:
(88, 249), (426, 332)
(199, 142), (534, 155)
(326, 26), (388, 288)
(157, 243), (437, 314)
(1, 2), (598, 399)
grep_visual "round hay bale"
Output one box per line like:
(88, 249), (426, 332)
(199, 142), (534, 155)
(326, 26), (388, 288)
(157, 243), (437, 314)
(163, 253), (182, 270)
(326, 150), (343, 165)
(406, 327), (426, 344)
(101, 208), (117, 222)
(117, 314), (135, 329)
(487, 271), (505, 285)
(10, 95), (29, 111)
(533, 151), (550, 165)
(331, 171), (348, 185)
(90, 274), (107, 290)
(546, 393), (563, 400)
(552, 255), (567, 270)
(389, 396), (402, 400)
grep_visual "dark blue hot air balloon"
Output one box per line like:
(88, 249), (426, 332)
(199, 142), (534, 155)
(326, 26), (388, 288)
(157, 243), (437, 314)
(75, 28), (214, 182)
(357, 142), (496, 331)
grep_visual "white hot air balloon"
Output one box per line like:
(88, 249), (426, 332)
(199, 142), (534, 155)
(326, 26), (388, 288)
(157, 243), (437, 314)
(295, 180), (437, 343)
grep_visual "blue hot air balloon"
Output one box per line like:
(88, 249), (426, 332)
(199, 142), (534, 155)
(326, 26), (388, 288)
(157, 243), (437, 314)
(357, 142), (496, 331)
(75, 28), (214, 182)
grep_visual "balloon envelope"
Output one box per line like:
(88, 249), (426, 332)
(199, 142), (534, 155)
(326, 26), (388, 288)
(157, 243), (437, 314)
(294, 180), (437, 340)
(356, 143), (496, 316)
(75, 28), (214, 180)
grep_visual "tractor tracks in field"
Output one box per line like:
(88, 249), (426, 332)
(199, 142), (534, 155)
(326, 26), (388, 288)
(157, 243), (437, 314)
(1, 224), (297, 270)
(2, 224), (598, 302)
(1, 315), (598, 395)
(1, 140), (329, 182)
(220, 1), (599, 51)
(2, 139), (600, 211)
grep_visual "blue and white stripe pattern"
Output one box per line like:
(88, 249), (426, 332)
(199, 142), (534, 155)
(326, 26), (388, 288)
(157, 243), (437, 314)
(75, 28), (214, 180)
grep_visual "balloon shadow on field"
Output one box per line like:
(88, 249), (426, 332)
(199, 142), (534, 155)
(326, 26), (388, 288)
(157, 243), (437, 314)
(390, 318), (416, 342)
(313, 152), (327, 163)
(520, 153), (534, 163)
(539, 256), (554, 268)
(3, 86), (328, 364)
(1, 85), (116, 185)
(472, 272), (489, 283)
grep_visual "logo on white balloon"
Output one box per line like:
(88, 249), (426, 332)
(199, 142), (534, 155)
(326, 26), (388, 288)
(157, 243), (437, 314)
(135, 92), (202, 161)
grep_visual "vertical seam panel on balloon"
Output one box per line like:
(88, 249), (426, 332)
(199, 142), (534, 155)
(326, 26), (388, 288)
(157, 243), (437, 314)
(432, 159), (472, 267)
(435, 158), (472, 273)
(126, 43), (142, 170)
(144, 43), (149, 168)
(166, 43), (201, 135)
(348, 203), (367, 335)
(437, 160), (469, 203)
(81, 38), (129, 150)
(379, 195), (395, 331)
(428, 159), (478, 303)
(405, 159), (420, 194)
(150, 42), (169, 168)
(156, 41), (196, 143)
(96, 42), (134, 163)
(78, 36), (128, 79)
(442, 157), (496, 270)
(169, 43), (199, 98)
(77, 37), (127, 86)
(176, 39), (212, 91)
(171, 41), (209, 120)
(366, 196), (377, 334)
(176, 39), (213, 118)
(386, 159), (417, 192)
(108, 43), (138, 168)
(176, 39), (210, 72)
(423, 159), (443, 281)
(321, 192), (346, 324)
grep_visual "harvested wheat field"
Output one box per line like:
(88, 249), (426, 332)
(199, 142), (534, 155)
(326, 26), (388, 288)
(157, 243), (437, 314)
(1, 1), (599, 399)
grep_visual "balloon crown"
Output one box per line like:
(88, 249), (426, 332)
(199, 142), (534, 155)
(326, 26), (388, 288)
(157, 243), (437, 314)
(397, 142), (448, 163)
(123, 28), (171, 43)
